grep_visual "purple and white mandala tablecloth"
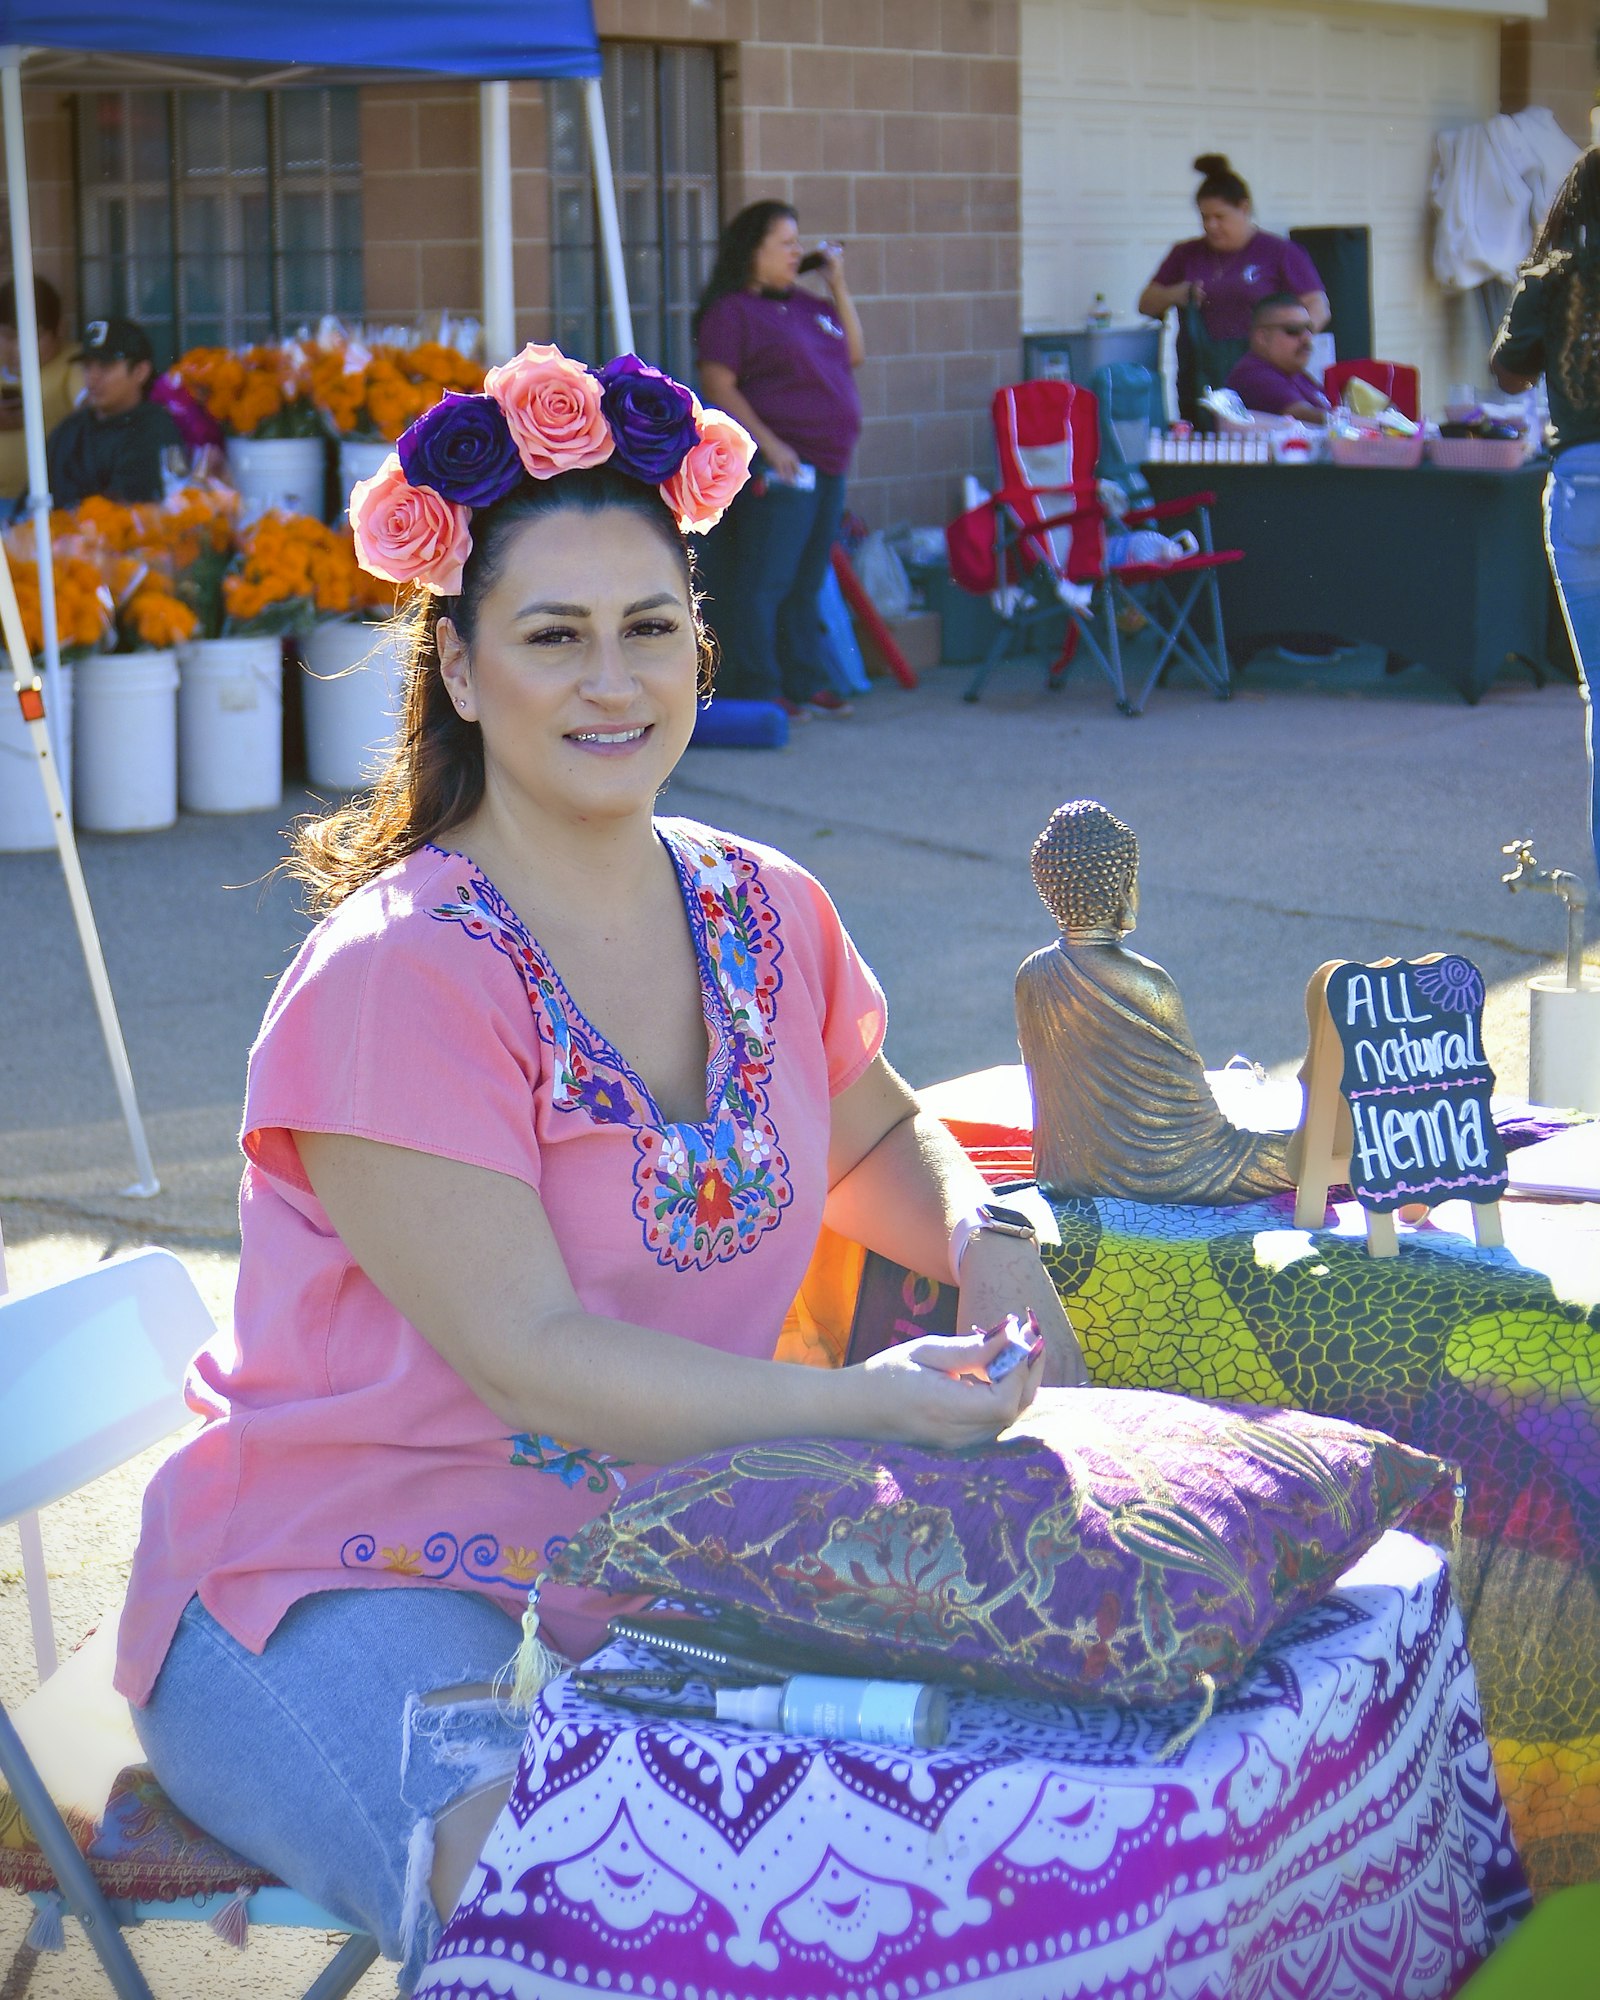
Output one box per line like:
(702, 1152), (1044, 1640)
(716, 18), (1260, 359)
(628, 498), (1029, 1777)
(418, 1533), (1529, 2000)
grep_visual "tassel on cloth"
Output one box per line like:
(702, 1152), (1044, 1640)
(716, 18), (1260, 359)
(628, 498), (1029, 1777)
(506, 1582), (565, 1711)
(23, 1895), (63, 1954)
(207, 1886), (250, 1949)
(1158, 1673), (1217, 1763)
(1450, 1475), (1467, 1575)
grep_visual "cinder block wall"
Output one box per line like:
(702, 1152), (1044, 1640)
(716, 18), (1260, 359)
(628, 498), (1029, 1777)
(1502, 1), (1597, 146)
(695, 0), (1022, 524)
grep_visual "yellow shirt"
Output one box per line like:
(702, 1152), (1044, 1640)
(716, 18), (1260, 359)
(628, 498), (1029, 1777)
(0, 349), (85, 500)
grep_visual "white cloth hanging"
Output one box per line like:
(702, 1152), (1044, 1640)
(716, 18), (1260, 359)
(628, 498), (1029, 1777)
(1430, 106), (1581, 291)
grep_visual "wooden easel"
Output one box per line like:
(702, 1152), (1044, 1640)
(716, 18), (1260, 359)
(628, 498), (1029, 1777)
(1287, 957), (1504, 1258)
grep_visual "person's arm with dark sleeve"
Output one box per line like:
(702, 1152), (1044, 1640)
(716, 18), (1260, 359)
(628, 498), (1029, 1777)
(1139, 243), (1197, 320)
(1491, 274), (1545, 393)
(105, 403), (183, 503)
(45, 410), (86, 510)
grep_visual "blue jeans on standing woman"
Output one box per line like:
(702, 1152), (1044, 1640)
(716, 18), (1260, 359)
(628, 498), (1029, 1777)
(1546, 442), (1600, 887)
(717, 466), (846, 704)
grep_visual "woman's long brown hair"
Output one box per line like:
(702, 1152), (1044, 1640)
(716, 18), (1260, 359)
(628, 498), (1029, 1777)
(287, 467), (712, 916)
(1525, 148), (1600, 413)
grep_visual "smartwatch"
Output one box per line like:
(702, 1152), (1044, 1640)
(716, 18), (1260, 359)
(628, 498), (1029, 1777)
(950, 1201), (1039, 1275)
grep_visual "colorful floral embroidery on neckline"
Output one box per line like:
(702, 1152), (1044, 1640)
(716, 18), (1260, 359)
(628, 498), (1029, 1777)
(426, 824), (792, 1271)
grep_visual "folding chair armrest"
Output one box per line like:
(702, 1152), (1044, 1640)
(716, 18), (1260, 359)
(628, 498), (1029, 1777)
(996, 485), (1103, 521)
(1027, 504), (1103, 536)
(1123, 490), (1217, 523)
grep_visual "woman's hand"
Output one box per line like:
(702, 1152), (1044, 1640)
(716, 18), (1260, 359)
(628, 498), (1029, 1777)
(814, 244), (866, 367)
(858, 1325), (1042, 1448)
(761, 434), (803, 484)
(1187, 279), (1205, 309)
(956, 1235), (1089, 1388)
(1139, 277), (1200, 320)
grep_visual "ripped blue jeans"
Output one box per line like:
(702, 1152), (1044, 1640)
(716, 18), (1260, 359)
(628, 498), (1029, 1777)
(1546, 444), (1600, 887)
(133, 1589), (529, 1992)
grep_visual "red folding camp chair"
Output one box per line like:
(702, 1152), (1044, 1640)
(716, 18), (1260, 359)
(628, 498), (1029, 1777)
(947, 380), (1242, 714)
(1323, 360), (1421, 423)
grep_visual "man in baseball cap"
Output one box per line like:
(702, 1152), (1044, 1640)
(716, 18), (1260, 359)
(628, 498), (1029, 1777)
(74, 315), (156, 371)
(47, 314), (181, 508)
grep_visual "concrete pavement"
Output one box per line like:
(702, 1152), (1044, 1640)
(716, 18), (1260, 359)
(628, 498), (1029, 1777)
(1, 652), (1594, 1994)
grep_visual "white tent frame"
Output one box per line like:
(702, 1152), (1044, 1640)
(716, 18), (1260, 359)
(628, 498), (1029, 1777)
(0, 40), (634, 1197)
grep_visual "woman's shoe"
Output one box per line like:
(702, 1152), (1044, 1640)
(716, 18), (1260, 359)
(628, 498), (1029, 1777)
(805, 689), (854, 716)
(776, 695), (812, 721)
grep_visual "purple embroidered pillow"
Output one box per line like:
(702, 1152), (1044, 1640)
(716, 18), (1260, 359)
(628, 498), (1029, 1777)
(550, 1388), (1455, 1706)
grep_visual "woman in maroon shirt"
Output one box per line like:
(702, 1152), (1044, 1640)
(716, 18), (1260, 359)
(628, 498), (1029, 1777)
(1138, 155), (1328, 422)
(695, 201), (865, 719)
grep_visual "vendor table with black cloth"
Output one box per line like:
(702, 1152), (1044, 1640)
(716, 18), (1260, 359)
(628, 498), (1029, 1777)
(1141, 459), (1567, 702)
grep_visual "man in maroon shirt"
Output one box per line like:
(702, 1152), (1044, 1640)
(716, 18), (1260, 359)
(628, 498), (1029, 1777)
(1224, 296), (1332, 425)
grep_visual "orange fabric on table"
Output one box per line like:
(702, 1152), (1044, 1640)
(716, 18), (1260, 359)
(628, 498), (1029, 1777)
(775, 1223), (865, 1371)
(775, 1066), (1037, 1370)
(918, 1064), (1036, 1187)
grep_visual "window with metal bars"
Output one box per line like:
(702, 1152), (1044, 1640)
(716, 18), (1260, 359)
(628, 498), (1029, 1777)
(548, 44), (720, 381)
(74, 87), (362, 370)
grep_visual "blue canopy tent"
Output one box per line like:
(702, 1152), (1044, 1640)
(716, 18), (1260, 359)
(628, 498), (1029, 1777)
(0, 1), (604, 76)
(0, 1), (631, 1200)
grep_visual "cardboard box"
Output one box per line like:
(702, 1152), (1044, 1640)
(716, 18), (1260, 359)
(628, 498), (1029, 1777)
(856, 609), (942, 678)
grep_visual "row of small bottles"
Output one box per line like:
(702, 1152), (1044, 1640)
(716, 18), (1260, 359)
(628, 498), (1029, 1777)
(1149, 430), (1273, 464)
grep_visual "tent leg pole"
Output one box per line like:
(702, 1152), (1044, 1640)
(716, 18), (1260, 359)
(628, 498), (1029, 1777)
(478, 81), (515, 364)
(582, 75), (634, 358)
(2, 56), (157, 1197)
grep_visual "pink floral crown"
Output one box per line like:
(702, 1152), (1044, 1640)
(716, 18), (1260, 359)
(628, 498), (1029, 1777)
(349, 343), (756, 596)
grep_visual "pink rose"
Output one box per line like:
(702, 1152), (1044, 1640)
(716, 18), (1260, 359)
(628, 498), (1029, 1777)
(484, 343), (614, 479)
(660, 408), (757, 534)
(349, 453), (473, 595)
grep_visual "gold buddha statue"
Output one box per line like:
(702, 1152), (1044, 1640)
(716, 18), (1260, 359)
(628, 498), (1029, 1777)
(1016, 800), (1295, 1203)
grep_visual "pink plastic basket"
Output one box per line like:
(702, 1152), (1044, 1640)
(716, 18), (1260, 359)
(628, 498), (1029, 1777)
(1328, 432), (1425, 469)
(1425, 436), (1528, 471)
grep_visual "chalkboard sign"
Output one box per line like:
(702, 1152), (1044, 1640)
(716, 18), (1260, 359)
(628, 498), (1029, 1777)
(1322, 956), (1507, 1212)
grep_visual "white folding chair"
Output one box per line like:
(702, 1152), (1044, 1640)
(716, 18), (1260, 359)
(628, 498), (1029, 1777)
(0, 1247), (379, 1998)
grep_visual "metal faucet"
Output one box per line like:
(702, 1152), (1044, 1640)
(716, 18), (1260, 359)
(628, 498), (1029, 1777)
(1501, 837), (1588, 990)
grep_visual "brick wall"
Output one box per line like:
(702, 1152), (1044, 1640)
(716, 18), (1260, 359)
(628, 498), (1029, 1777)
(0, 90), (80, 332)
(1502, 1), (1598, 146)
(358, 0), (1023, 525)
(687, 0), (1022, 523)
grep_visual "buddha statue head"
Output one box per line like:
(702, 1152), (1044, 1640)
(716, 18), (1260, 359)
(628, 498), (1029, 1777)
(1031, 799), (1139, 939)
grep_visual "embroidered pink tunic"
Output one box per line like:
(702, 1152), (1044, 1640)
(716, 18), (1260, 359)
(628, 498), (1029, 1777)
(116, 820), (887, 1704)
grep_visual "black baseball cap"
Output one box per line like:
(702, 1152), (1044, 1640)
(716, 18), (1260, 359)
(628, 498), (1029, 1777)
(74, 316), (154, 367)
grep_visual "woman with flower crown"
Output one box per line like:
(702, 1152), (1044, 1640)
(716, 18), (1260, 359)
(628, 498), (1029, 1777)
(112, 343), (1085, 1990)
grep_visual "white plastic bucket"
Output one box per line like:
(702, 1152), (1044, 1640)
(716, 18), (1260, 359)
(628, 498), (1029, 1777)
(337, 438), (393, 523)
(0, 663), (73, 852)
(74, 653), (178, 833)
(226, 435), (329, 521)
(301, 619), (407, 791)
(176, 636), (283, 814)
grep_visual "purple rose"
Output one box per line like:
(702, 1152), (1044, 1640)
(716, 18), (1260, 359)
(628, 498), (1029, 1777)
(596, 356), (699, 483)
(398, 392), (523, 508)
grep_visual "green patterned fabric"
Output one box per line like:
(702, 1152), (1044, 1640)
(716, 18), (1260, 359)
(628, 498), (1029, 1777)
(1033, 1190), (1600, 1894)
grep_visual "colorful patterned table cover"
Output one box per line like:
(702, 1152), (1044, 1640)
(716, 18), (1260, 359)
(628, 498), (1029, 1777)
(1024, 1190), (1600, 1897)
(419, 1534), (1528, 2000)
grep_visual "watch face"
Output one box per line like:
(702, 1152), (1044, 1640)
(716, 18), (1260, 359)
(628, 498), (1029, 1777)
(979, 1203), (1035, 1231)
